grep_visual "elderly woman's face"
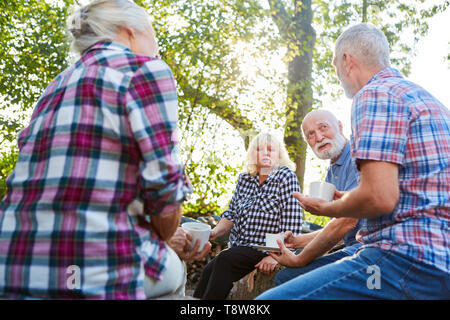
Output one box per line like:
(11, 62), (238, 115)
(256, 142), (280, 174)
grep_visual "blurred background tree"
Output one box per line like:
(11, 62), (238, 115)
(0, 0), (448, 224)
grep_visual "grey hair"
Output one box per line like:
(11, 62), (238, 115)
(68, 0), (152, 56)
(335, 23), (391, 68)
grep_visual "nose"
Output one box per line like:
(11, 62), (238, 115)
(316, 132), (324, 142)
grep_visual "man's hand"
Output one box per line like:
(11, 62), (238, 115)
(294, 161), (400, 219)
(255, 255), (278, 275)
(209, 218), (233, 241)
(333, 190), (346, 200)
(293, 192), (329, 216)
(268, 239), (302, 267)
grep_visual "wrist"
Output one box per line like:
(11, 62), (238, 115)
(293, 253), (306, 268)
(294, 235), (309, 249)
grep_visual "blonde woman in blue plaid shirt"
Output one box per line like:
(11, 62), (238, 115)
(193, 132), (303, 300)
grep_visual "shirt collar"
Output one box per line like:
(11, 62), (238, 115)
(84, 41), (132, 55)
(367, 67), (404, 85)
(353, 67), (403, 100)
(248, 166), (282, 185)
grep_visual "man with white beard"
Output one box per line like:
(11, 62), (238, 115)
(270, 109), (363, 286)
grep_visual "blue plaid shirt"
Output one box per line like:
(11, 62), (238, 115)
(351, 67), (450, 273)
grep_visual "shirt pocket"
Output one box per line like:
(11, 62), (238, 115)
(259, 193), (281, 217)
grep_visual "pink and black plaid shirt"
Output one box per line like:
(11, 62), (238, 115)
(0, 42), (191, 299)
(351, 67), (450, 274)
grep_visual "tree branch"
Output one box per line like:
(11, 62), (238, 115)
(179, 80), (254, 133)
(267, 0), (291, 39)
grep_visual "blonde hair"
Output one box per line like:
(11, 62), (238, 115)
(243, 132), (296, 176)
(67, 0), (152, 56)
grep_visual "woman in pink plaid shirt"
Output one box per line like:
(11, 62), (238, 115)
(0, 0), (198, 299)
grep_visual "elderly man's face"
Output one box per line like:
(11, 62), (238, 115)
(302, 114), (346, 161)
(333, 54), (356, 99)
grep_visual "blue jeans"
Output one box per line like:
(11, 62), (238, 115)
(274, 243), (361, 286)
(256, 247), (450, 300)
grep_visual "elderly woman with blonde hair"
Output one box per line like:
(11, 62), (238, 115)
(193, 132), (304, 300)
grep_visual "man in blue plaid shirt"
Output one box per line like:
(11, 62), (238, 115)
(257, 23), (449, 300)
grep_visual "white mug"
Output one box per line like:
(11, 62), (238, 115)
(309, 181), (336, 202)
(181, 222), (211, 252)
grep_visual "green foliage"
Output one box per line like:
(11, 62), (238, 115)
(312, 0), (449, 100)
(180, 109), (244, 217)
(303, 211), (330, 227)
(184, 159), (241, 217)
(0, 146), (18, 199)
(0, 0), (73, 117)
(0, 0), (446, 215)
(0, 118), (21, 145)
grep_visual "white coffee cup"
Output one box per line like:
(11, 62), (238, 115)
(181, 222), (211, 252)
(265, 233), (284, 248)
(309, 181), (336, 202)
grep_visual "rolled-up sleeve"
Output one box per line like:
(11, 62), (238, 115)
(125, 59), (192, 216)
(278, 170), (303, 235)
(221, 174), (243, 222)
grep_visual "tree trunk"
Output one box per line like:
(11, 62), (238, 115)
(281, 0), (316, 188)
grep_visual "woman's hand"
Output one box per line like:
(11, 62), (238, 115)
(167, 226), (190, 251)
(209, 228), (219, 241)
(255, 255), (278, 275)
(282, 231), (296, 249)
(209, 218), (234, 241)
(168, 227), (211, 261)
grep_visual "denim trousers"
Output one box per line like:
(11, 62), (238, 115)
(274, 244), (359, 286)
(256, 247), (450, 300)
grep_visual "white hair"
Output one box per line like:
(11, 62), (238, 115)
(67, 0), (152, 56)
(335, 23), (391, 68)
(243, 132), (296, 176)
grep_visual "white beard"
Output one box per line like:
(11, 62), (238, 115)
(313, 134), (347, 160)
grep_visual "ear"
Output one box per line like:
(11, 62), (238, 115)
(343, 53), (356, 75)
(125, 27), (136, 41)
(117, 26), (135, 42)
